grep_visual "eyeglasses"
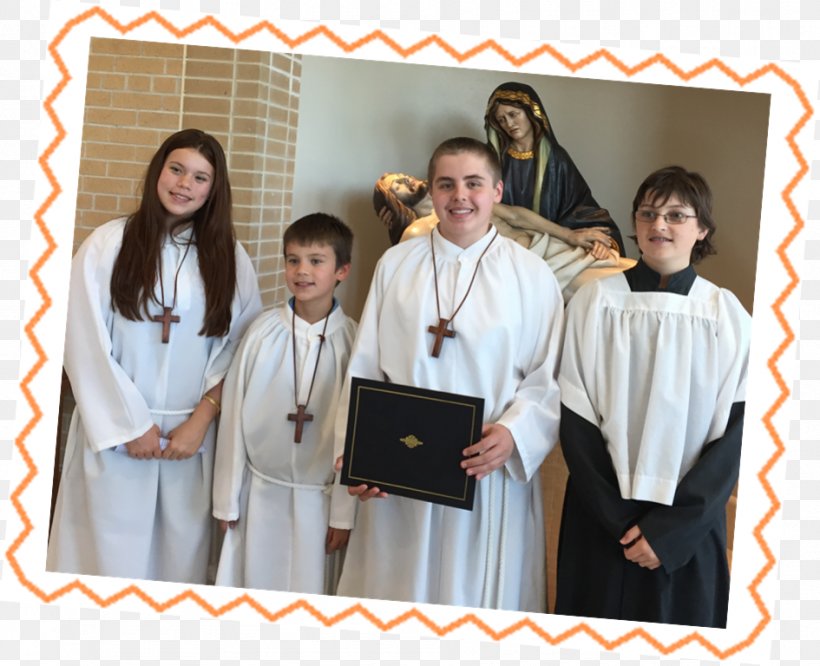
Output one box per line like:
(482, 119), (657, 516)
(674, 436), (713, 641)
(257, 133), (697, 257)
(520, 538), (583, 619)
(635, 209), (697, 225)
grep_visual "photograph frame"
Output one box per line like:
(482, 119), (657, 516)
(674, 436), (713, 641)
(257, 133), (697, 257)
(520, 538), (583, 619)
(6, 4), (808, 661)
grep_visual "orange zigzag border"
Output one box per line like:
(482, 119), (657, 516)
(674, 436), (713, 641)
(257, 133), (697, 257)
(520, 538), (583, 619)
(10, 7), (810, 658)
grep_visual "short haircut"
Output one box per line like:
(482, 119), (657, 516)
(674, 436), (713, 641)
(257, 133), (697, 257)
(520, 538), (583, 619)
(283, 212), (354, 267)
(426, 137), (503, 186)
(631, 165), (717, 264)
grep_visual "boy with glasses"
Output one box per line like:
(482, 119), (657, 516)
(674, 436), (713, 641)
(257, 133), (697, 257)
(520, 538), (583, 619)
(555, 166), (750, 627)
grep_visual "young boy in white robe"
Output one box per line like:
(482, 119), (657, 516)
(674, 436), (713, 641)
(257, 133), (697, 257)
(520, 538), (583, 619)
(333, 137), (563, 611)
(213, 213), (357, 594)
(555, 166), (750, 627)
(47, 129), (262, 584)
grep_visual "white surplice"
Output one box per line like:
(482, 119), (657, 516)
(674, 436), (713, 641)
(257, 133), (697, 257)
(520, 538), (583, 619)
(212, 302), (357, 593)
(559, 272), (750, 505)
(334, 227), (563, 612)
(46, 218), (262, 583)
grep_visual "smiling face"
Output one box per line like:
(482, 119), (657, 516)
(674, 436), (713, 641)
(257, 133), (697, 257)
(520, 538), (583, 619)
(156, 147), (214, 226)
(284, 241), (350, 320)
(493, 103), (535, 152)
(430, 151), (503, 248)
(634, 192), (707, 275)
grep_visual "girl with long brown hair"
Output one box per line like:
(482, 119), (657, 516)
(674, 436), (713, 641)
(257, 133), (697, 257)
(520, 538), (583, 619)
(47, 129), (262, 583)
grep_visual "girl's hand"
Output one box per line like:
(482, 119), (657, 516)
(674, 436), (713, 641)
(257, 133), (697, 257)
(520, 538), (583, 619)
(461, 423), (515, 481)
(162, 412), (209, 460)
(125, 424), (162, 459)
(162, 387), (221, 460)
(620, 525), (661, 570)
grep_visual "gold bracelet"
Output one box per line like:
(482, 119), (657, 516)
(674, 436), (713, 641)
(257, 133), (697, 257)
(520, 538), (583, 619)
(202, 394), (221, 414)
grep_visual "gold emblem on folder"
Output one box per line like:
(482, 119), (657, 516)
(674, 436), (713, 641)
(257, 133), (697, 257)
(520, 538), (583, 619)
(400, 435), (423, 449)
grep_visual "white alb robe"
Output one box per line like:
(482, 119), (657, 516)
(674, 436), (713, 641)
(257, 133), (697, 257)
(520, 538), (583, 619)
(212, 302), (357, 593)
(558, 272), (750, 505)
(334, 227), (563, 611)
(46, 218), (262, 583)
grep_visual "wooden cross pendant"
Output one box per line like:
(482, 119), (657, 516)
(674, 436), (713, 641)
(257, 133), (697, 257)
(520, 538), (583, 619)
(427, 317), (455, 358)
(288, 404), (314, 443)
(151, 306), (180, 344)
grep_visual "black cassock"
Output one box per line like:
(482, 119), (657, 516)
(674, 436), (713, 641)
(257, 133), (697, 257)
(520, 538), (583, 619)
(554, 263), (744, 628)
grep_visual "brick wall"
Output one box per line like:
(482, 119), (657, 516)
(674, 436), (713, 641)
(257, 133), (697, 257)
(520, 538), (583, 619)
(76, 37), (301, 307)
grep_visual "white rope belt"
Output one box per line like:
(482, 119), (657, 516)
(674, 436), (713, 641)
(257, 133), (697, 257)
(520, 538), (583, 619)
(497, 471), (509, 607)
(479, 468), (509, 609)
(248, 462), (332, 495)
(480, 470), (495, 608)
(113, 407), (201, 454)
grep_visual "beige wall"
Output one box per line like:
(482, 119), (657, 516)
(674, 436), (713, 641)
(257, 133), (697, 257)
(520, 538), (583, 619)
(292, 56), (762, 611)
(77, 45), (769, 317)
(76, 38), (302, 308)
(292, 55), (769, 319)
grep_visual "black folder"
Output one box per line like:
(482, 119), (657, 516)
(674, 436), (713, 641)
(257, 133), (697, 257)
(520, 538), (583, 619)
(340, 377), (483, 510)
